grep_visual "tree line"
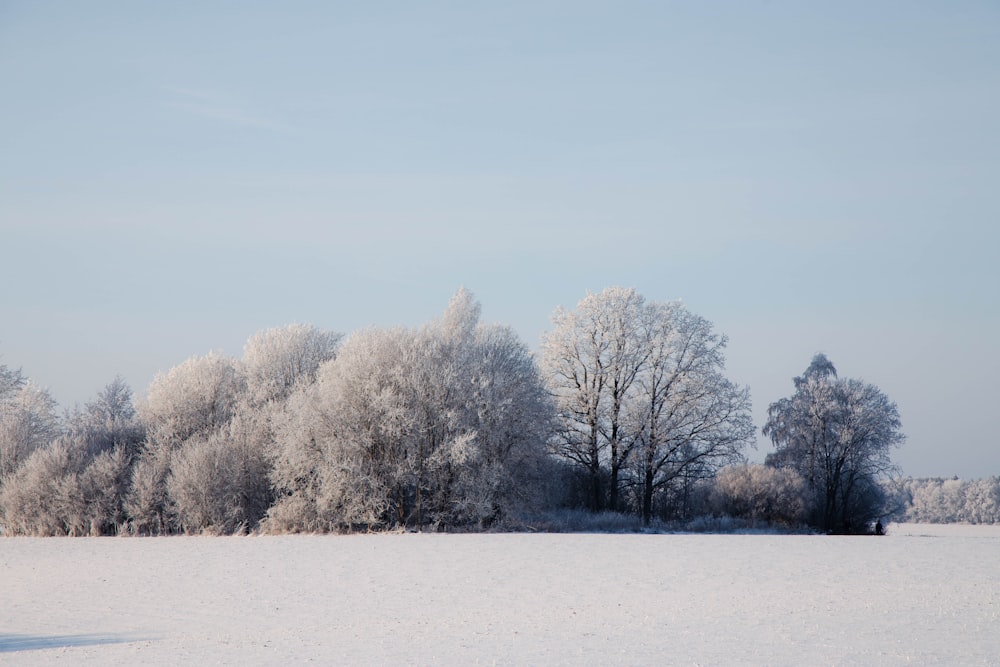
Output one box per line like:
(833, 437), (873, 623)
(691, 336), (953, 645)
(893, 477), (1000, 524)
(0, 287), (906, 536)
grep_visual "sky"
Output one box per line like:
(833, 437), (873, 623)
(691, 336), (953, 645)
(2, 1), (998, 479)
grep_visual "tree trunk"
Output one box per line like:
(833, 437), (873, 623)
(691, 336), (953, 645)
(642, 465), (654, 525)
(590, 460), (602, 512)
(609, 453), (620, 512)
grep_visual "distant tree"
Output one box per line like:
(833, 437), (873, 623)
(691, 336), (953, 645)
(267, 326), (415, 532)
(67, 378), (144, 534)
(69, 376), (145, 461)
(764, 354), (904, 533)
(541, 288), (650, 511)
(901, 476), (1000, 524)
(963, 477), (1000, 524)
(0, 438), (77, 535)
(125, 444), (173, 534)
(0, 363), (27, 400)
(453, 321), (555, 525)
(411, 290), (554, 527)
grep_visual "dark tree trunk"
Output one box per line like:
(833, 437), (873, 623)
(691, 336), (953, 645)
(642, 465), (654, 525)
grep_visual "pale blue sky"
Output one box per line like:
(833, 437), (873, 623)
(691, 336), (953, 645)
(2, 2), (998, 478)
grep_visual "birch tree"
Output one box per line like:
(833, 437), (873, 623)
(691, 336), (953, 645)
(764, 354), (904, 533)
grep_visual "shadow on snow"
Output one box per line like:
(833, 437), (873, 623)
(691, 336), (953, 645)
(0, 633), (152, 653)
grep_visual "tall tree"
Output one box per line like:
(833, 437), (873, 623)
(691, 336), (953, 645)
(542, 288), (753, 518)
(630, 302), (753, 523)
(763, 354), (904, 533)
(541, 294), (609, 510)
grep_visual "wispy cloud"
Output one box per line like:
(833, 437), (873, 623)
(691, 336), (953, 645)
(164, 87), (293, 133)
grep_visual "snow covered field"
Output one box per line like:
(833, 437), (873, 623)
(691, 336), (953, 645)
(2, 524), (998, 665)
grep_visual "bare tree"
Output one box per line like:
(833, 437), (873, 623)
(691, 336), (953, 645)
(542, 289), (753, 519)
(630, 302), (754, 524)
(541, 288), (647, 511)
(69, 376), (145, 461)
(0, 363), (27, 400)
(764, 354), (904, 533)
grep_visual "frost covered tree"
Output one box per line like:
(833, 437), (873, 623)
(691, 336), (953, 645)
(242, 324), (341, 406)
(0, 363), (27, 400)
(0, 378), (142, 535)
(962, 477), (1000, 524)
(0, 375), (61, 481)
(764, 354), (904, 533)
(0, 438), (78, 535)
(629, 302), (754, 523)
(167, 407), (273, 534)
(140, 352), (245, 448)
(267, 289), (553, 532)
(70, 376), (145, 461)
(128, 325), (339, 534)
(901, 477), (1000, 524)
(711, 463), (808, 527)
(130, 352), (246, 533)
(541, 288), (649, 511)
(267, 326), (416, 532)
(542, 288), (753, 518)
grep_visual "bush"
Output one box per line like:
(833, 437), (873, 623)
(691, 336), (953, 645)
(711, 463), (809, 527)
(0, 439), (77, 535)
(126, 443), (173, 535)
(167, 411), (272, 534)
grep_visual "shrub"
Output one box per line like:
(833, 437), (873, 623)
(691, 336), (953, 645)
(711, 463), (809, 527)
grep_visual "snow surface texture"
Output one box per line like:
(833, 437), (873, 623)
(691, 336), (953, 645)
(2, 524), (998, 665)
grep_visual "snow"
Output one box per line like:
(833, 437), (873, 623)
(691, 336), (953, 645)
(2, 525), (999, 665)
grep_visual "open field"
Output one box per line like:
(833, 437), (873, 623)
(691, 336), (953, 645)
(2, 524), (998, 665)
